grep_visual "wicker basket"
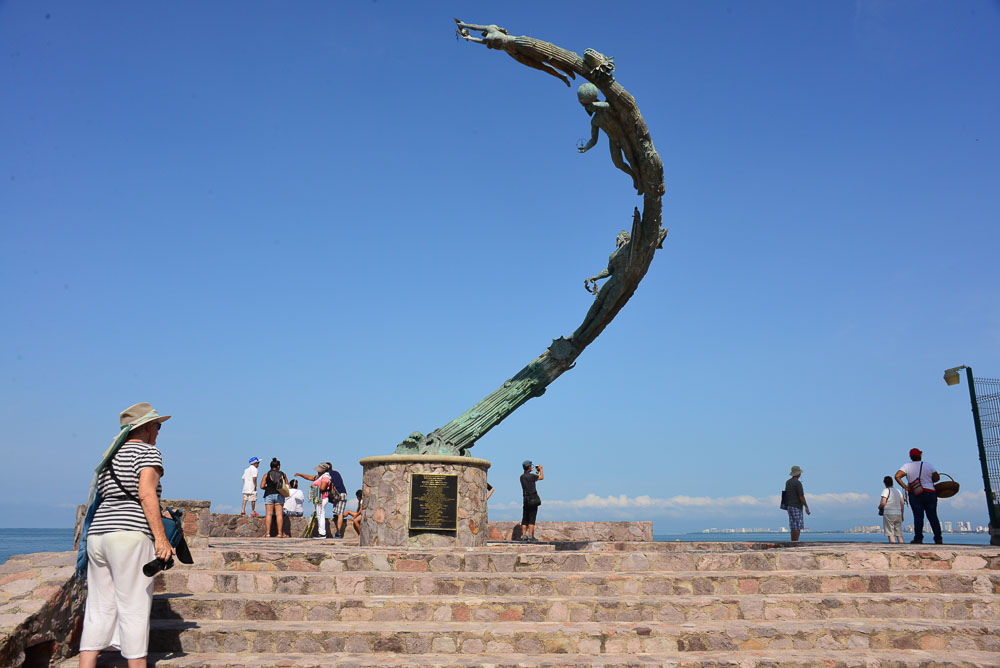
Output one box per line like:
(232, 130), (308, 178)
(935, 473), (960, 499)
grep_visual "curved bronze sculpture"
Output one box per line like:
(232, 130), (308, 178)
(395, 20), (667, 456)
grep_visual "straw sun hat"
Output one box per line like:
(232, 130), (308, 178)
(119, 402), (171, 431)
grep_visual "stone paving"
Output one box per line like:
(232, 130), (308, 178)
(44, 537), (1000, 666)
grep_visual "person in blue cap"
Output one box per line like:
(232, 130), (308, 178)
(519, 460), (544, 542)
(241, 457), (260, 516)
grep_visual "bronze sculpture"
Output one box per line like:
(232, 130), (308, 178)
(395, 21), (667, 456)
(577, 83), (641, 195)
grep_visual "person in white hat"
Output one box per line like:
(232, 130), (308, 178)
(241, 457), (260, 516)
(79, 402), (173, 668)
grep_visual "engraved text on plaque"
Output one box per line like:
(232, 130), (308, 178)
(409, 473), (458, 531)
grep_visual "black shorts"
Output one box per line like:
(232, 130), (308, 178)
(521, 504), (538, 526)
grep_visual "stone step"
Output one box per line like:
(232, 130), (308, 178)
(592, 540), (790, 552)
(146, 619), (1000, 654)
(152, 591), (1000, 623)
(594, 540), (1000, 553)
(58, 649), (1000, 667)
(156, 567), (1000, 597)
(206, 538), (552, 551)
(188, 545), (1000, 574)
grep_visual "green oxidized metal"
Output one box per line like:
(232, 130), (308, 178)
(395, 21), (668, 456)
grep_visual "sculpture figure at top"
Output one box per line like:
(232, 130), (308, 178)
(577, 83), (642, 196)
(455, 20), (576, 87)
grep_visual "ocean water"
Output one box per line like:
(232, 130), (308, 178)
(0, 528), (75, 564)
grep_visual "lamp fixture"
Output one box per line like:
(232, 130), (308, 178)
(943, 365), (967, 386)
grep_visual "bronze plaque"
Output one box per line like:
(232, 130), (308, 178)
(409, 473), (458, 531)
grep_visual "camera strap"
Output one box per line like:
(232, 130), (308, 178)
(106, 458), (141, 504)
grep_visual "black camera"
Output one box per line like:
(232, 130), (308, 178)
(142, 556), (175, 577)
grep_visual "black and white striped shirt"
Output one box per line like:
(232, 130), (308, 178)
(89, 441), (163, 538)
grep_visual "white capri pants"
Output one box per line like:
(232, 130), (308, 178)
(79, 531), (156, 659)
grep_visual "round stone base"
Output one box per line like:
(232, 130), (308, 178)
(359, 455), (491, 547)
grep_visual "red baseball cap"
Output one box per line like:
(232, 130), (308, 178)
(909, 448), (922, 458)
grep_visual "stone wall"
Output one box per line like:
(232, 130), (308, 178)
(0, 552), (84, 667)
(74, 500), (214, 550)
(199, 515), (653, 543)
(208, 512), (359, 539)
(488, 520), (653, 542)
(73, 499), (654, 545)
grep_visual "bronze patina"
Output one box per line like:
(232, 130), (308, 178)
(395, 20), (667, 456)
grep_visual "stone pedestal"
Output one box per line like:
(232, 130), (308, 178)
(359, 455), (491, 547)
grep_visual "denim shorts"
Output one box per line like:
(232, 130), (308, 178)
(264, 493), (283, 505)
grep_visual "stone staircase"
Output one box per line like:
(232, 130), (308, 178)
(66, 538), (1000, 666)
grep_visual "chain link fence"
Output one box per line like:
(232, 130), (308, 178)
(971, 375), (1000, 536)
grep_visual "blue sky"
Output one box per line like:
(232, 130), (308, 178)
(2, 2), (998, 533)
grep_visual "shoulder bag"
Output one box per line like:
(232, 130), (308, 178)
(107, 459), (193, 564)
(780, 490), (788, 511)
(266, 470), (290, 497)
(908, 463), (924, 496)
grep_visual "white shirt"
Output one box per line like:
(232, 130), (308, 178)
(242, 465), (259, 494)
(283, 488), (305, 514)
(899, 460), (938, 492)
(880, 487), (904, 515)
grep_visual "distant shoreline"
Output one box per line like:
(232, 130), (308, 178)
(685, 530), (989, 535)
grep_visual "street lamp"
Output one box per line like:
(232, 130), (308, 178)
(943, 365), (1000, 545)
(943, 367), (963, 386)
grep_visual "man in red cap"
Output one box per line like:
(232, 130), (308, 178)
(895, 448), (942, 544)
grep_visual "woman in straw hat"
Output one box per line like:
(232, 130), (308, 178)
(79, 402), (173, 668)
